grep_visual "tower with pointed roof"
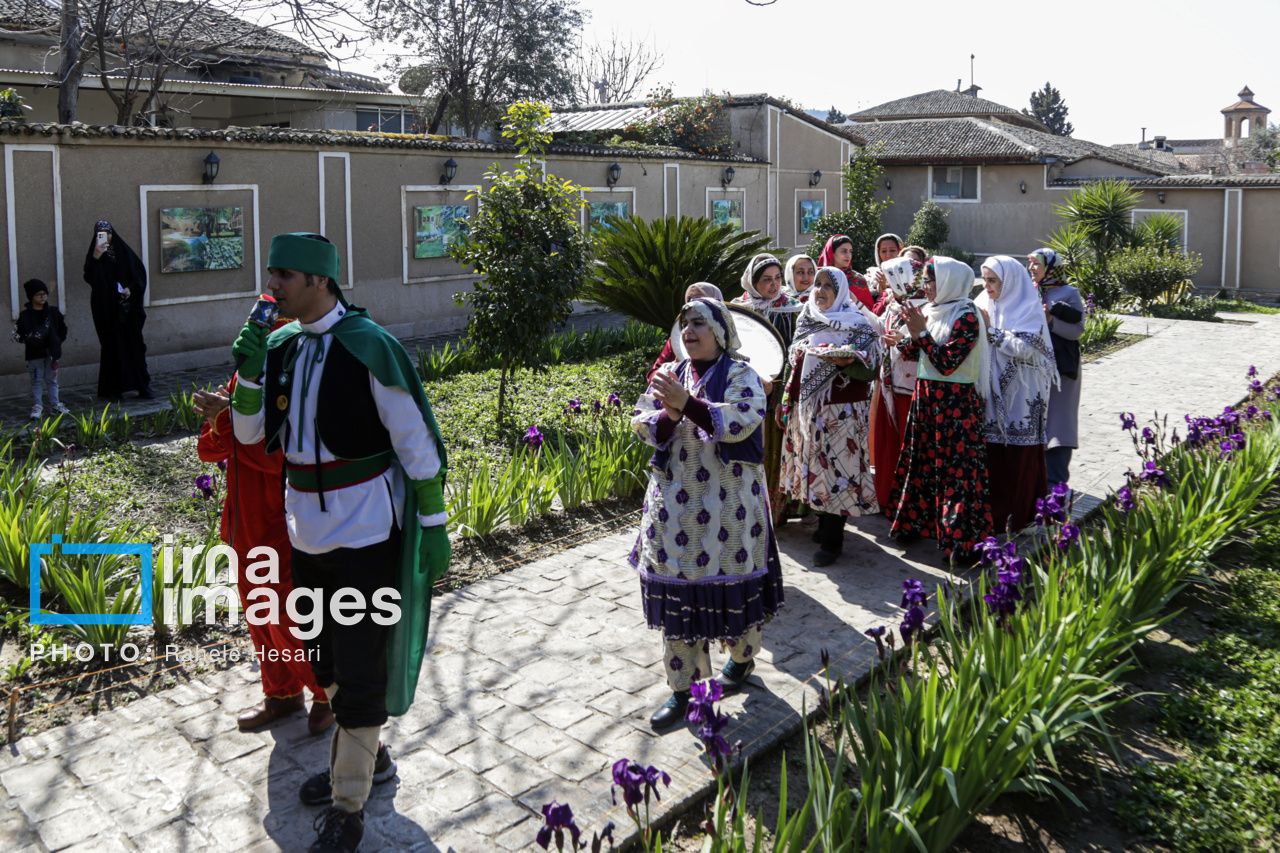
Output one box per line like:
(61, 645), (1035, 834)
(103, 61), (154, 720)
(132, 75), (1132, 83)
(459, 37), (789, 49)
(1222, 86), (1270, 148)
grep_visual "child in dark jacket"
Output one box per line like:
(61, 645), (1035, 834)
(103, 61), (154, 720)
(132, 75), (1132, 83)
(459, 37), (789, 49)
(15, 279), (69, 419)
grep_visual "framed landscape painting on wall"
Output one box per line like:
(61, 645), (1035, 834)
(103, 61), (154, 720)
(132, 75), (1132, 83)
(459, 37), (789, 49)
(413, 204), (470, 259)
(159, 206), (244, 273)
(587, 199), (630, 231)
(798, 199), (825, 237)
(710, 198), (744, 231)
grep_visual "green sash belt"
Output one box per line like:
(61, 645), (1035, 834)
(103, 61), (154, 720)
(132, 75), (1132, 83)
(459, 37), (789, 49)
(286, 451), (395, 492)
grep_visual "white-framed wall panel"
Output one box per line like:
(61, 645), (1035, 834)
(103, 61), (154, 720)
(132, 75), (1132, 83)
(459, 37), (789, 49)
(400, 183), (480, 285)
(137, 183), (261, 307)
(663, 163), (680, 217)
(705, 186), (748, 230)
(5, 144), (64, 319)
(793, 187), (828, 248)
(1220, 189), (1243, 290)
(318, 151), (354, 290)
(578, 187), (637, 230)
(1132, 208), (1190, 253)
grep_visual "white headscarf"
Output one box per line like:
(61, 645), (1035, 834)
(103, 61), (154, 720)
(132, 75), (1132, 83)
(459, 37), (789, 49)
(739, 253), (801, 314)
(684, 282), (724, 302)
(789, 266), (881, 405)
(975, 255), (1059, 440)
(923, 257), (990, 400)
(783, 254), (816, 298)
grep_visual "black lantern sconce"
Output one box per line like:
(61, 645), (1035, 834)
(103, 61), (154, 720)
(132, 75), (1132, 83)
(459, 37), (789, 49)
(883, 177), (892, 191)
(808, 169), (822, 187)
(720, 165), (735, 188)
(201, 151), (220, 185)
(606, 162), (622, 188)
(1019, 180), (1027, 194)
(440, 158), (458, 185)
(1157, 191), (1167, 204)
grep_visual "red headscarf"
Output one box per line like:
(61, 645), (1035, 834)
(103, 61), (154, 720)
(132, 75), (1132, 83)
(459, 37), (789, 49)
(816, 235), (874, 310)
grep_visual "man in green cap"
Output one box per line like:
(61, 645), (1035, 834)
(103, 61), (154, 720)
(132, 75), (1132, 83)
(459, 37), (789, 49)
(230, 232), (449, 853)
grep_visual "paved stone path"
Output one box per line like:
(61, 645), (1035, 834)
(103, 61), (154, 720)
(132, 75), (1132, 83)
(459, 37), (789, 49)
(3, 312), (1280, 852)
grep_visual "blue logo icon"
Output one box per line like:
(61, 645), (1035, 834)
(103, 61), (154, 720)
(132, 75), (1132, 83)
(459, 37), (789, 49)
(29, 535), (152, 625)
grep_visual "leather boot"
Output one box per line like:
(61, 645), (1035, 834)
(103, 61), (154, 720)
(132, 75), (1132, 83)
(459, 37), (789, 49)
(237, 693), (304, 732)
(649, 691), (690, 732)
(308, 700), (336, 736)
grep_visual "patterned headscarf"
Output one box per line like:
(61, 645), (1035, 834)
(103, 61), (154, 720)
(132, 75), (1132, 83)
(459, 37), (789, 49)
(1029, 247), (1061, 286)
(738, 253), (797, 314)
(680, 297), (743, 360)
(790, 267), (881, 405)
(684, 282), (723, 302)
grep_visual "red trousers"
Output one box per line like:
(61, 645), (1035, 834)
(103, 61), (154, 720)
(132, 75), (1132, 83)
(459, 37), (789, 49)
(871, 390), (914, 515)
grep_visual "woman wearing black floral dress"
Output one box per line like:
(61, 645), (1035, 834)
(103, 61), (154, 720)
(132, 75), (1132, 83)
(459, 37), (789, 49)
(886, 257), (994, 559)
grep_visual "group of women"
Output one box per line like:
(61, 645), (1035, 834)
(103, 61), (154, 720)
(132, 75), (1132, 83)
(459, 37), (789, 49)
(628, 232), (1085, 729)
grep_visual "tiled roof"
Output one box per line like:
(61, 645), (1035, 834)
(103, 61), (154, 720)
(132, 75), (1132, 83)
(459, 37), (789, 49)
(0, 0), (320, 58)
(854, 117), (1172, 175)
(0, 0), (55, 31)
(0, 65), (390, 97)
(1051, 173), (1280, 188)
(851, 89), (1045, 130)
(0, 119), (764, 162)
(1109, 144), (1185, 170)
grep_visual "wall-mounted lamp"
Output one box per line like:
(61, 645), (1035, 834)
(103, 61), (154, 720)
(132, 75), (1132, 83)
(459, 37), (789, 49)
(721, 165), (735, 188)
(883, 178), (892, 191)
(1156, 191), (1167, 204)
(202, 151), (220, 185)
(1018, 180), (1027, 194)
(808, 169), (822, 187)
(440, 158), (458, 185)
(606, 162), (622, 188)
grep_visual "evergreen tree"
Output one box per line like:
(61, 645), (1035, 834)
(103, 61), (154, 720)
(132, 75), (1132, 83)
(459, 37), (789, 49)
(826, 105), (847, 124)
(1024, 82), (1074, 136)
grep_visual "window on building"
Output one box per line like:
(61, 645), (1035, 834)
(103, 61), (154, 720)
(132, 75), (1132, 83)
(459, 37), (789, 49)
(930, 165), (980, 201)
(356, 108), (404, 133)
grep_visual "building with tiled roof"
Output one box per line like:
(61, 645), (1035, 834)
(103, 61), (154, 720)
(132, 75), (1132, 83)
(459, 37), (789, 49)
(0, 0), (413, 130)
(850, 86), (1047, 131)
(1115, 87), (1276, 176)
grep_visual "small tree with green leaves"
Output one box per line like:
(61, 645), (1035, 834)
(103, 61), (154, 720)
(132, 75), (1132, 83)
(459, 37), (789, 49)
(906, 200), (950, 251)
(1024, 82), (1074, 136)
(805, 145), (892, 268)
(450, 100), (590, 429)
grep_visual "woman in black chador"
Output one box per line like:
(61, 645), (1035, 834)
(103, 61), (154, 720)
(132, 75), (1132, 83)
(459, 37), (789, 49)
(84, 219), (152, 399)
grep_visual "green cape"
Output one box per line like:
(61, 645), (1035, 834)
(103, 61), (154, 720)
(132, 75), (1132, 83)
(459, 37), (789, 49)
(268, 306), (447, 716)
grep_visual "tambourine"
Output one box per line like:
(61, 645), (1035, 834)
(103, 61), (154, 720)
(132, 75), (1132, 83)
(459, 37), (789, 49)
(670, 302), (787, 381)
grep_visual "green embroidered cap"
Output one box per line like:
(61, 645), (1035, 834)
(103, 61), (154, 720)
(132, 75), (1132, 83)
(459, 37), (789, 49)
(267, 232), (340, 281)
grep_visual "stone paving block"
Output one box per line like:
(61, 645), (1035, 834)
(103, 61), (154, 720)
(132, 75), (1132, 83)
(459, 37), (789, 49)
(438, 793), (533, 840)
(419, 714), (480, 756)
(34, 799), (115, 849)
(426, 771), (491, 814)
(62, 831), (137, 852)
(539, 743), (611, 784)
(171, 696), (225, 726)
(502, 721), (580, 762)
(480, 752), (555, 799)
(529, 698), (594, 730)
(0, 808), (37, 849)
(447, 732), (520, 775)
(473, 701), (538, 741)
(586, 688), (650, 722)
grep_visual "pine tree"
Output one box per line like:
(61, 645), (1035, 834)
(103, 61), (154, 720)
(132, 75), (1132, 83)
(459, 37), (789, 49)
(1024, 82), (1074, 136)
(826, 105), (847, 124)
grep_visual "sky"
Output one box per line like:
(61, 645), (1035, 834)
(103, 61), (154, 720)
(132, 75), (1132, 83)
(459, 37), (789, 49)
(321, 0), (1278, 145)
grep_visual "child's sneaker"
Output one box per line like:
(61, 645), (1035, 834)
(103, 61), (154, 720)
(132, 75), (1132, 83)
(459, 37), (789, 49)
(28, 406), (43, 420)
(52, 403), (70, 415)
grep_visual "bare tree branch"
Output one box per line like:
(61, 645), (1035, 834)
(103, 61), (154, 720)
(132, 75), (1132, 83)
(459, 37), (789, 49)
(570, 29), (661, 105)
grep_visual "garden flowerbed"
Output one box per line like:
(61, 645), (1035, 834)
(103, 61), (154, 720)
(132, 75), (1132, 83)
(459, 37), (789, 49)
(0, 324), (665, 741)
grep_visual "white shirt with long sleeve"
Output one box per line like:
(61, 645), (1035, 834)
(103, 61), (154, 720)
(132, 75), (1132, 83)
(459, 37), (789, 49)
(232, 301), (445, 555)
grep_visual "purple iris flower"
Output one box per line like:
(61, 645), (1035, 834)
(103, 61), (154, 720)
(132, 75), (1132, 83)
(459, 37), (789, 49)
(1248, 365), (1258, 378)
(1120, 412), (1137, 431)
(900, 605), (926, 643)
(900, 578), (927, 608)
(565, 397), (583, 414)
(592, 399), (603, 414)
(194, 473), (216, 499)
(1141, 426), (1156, 445)
(525, 425), (545, 449)
(535, 801), (581, 850)
(1057, 523), (1081, 550)
(1115, 485), (1137, 513)
(608, 392), (622, 408)
(611, 758), (669, 808)
(1139, 461), (1170, 488)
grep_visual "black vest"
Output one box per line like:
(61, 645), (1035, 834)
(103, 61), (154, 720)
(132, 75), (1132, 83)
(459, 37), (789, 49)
(264, 335), (393, 459)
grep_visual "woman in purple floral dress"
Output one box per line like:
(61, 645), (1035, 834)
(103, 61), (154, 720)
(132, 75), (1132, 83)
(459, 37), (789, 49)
(630, 298), (784, 731)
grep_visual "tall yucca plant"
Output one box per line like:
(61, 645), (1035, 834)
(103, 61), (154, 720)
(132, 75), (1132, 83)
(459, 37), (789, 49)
(581, 216), (774, 328)
(1053, 179), (1141, 271)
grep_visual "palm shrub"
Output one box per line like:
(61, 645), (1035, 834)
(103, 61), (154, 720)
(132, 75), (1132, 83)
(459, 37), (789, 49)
(905, 201), (949, 252)
(1054, 179), (1141, 267)
(449, 100), (592, 427)
(1108, 245), (1203, 311)
(582, 216), (773, 328)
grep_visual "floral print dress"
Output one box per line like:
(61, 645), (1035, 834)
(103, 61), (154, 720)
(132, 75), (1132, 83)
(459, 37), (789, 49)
(888, 308), (994, 558)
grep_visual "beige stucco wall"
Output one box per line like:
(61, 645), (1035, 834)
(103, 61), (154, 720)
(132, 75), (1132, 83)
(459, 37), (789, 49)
(1239, 189), (1280, 295)
(0, 133), (767, 387)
